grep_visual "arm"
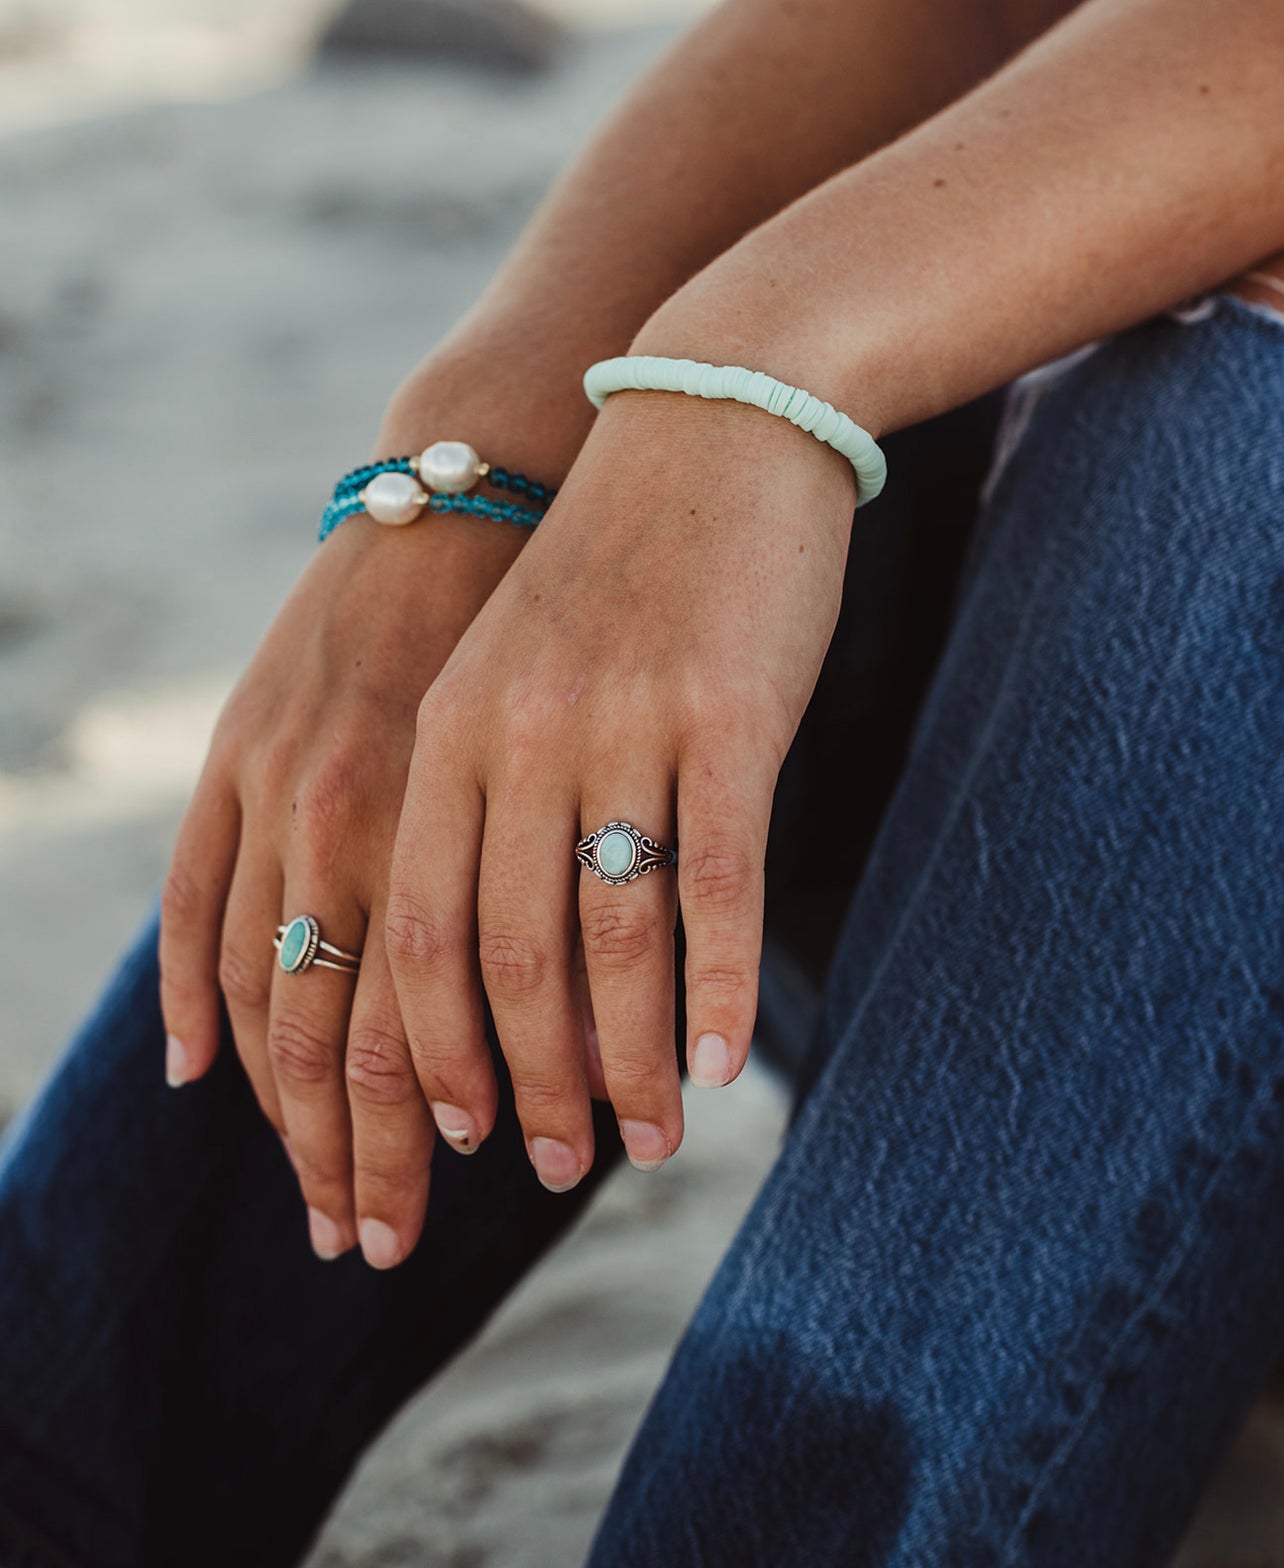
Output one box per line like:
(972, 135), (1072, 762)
(635, 0), (1284, 436)
(162, 0), (1041, 1266)
(379, 0), (1065, 471)
(389, 0), (1284, 1214)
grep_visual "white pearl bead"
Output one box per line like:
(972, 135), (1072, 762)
(362, 470), (427, 526)
(418, 440), (481, 495)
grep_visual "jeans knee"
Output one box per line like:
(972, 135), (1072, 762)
(970, 306), (1284, 750)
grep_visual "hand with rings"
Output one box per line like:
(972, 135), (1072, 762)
(155, 374), (573, 1267)
(387, 391), (856, 1205)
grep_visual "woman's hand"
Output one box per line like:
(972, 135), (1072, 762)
(157, 371), (550, 1266)
(385, 393), (856, 1221)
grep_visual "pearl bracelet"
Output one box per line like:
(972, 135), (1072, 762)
(582, 355), (888, 506)
(318, 440), (556, 541)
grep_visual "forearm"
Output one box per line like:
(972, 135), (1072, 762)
(636, 0), (1284, 438)
(382, 0), (1066, 473)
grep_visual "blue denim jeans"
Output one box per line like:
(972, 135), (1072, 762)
(3, 295), (1284, 1568)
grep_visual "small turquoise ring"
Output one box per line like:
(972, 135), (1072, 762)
(576, 821), (676, 886)
(275, 916), (362, 976)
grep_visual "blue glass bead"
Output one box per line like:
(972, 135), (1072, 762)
(319, 455), (548, 541)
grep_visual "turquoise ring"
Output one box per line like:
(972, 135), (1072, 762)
(275, 916), (362, 976)
(576, 821), (676, 886)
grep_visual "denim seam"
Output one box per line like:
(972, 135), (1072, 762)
(994, 1063), (1284, 1565)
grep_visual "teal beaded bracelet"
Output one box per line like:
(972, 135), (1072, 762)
(319, 440), (556, 541)
(583, 355), (887, 506)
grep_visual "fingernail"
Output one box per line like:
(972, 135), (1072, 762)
(431, 1102), (477, 1154)
(618, 1119), (671, 1173)
(530, 1136), (583, 1193)
(165, 1034), (189, 1088)
(359, 1217), (403, 1270)
(690, 1032), (731, 1088)
(308, 1207), (345, 1261)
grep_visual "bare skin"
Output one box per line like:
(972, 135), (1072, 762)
(159, 0), (1058, 1263)
(161, 0), (1284, 1268)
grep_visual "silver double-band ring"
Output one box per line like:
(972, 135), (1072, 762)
(576, 820), (677, 886)
(275, 915), (362, 975)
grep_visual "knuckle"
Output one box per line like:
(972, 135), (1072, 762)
(345, 1024), (417, 1105)
(687, 961), (755, 1004)
(416, 686), (446, 732)
(677, 681), (785, 764)
(289, 1144), (349, 1194)
(601, 1051), (665, 1095)
(205, 715), (243, 772)
(478, 928), (548, 997)
(160, 860), (205, 931)
(511, 1069), (574, 1118)
(385, 892), (455, 973)
(294, 756), (360, 848)
(503, 692), (559, 766)
(266, 1013), (336, 1086)
(401, 1028), (450, 1080)
(416, 682), (465, 744)
(252, 732), (296, 798)
(581, 901), (661, 969)
(160, 967), (206, 1013)
(218, 942), (272, 1012)
(681, 840), (755, 910)
(355, 1158), (412, 1211)
(674, 694), (731, 753)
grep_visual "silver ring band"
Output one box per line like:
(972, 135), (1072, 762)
(275, 915), (362, 975)
(576, 820), (676, 886)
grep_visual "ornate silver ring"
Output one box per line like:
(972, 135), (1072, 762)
(275, 915), (362, 976)
(576, 821), (676, 886)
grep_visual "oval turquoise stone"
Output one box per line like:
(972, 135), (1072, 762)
(597, 829), (636, 879)
(279, 917), (311, 972)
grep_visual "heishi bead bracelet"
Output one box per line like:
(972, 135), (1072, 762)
(319, 440), (557, 541)
(582, 355), (888, 506)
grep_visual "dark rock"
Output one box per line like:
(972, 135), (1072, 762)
(317, 0), (563, 74)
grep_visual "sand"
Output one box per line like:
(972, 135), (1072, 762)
(0, 9), (1280, 1562)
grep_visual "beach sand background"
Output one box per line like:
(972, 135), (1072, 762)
(0, 3), (1280, 1561)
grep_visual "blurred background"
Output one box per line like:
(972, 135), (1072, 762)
(0, 1), (1281, 1562)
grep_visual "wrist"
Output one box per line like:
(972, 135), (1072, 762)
(557, 384), (858, 555)
(629, 250), (903, 441)
(318, 351), (561, 574)
(377, 336), (598, 488)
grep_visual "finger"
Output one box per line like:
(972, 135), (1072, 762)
(578, 790), (682, 1174)
(387, 734), (497, 1154)
(676, 728), (772, 1090)
(159, 765), (240, 1087)
(268, 890), (365, 1261)
(478, 787), (590, 1192)
(347, 897), (436, 1270)
(218, 839), (284, 1131)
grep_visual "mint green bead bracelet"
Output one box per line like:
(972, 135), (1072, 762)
(582, 355), (887, 506)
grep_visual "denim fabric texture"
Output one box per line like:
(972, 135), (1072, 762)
(2, 296), (1283, 1567)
